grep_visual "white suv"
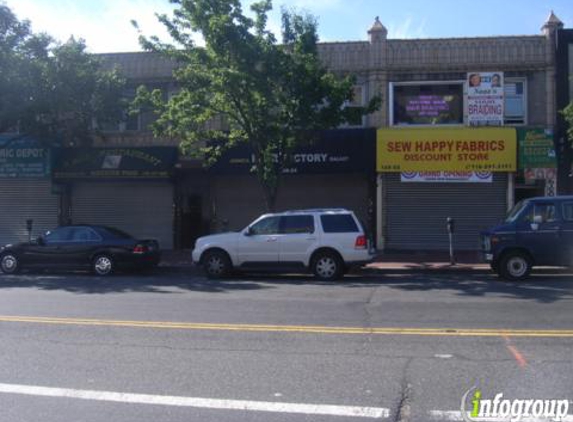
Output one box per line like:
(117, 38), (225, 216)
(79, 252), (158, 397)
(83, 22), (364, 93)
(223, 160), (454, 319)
(192, 209), (374, 280)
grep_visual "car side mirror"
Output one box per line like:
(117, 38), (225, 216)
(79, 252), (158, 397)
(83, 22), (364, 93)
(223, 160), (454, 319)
(36, 236), (45, 246)
(244, 227), (253, 236)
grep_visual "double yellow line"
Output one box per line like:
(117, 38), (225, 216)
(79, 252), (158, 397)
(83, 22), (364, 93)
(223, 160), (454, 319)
(1, 315), (573, 337)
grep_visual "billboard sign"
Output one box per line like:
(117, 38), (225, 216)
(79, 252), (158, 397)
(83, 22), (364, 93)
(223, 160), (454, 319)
(467, 72), (504, 126)
(377, 127), (516, 172)
(392, 83), (464, 125)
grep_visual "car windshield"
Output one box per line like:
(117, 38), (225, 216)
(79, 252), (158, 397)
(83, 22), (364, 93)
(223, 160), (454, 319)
(505, 200), (529, 223)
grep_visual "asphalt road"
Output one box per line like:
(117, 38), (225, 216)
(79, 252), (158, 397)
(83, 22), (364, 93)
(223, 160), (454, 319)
(0, 269), (572, 422)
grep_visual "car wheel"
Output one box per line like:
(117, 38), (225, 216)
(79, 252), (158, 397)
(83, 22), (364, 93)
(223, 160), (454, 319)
(0, 253), (20, 274)
(203, 250), (231, 279)
(92, 254), (114, 276)
(312, 251), (343, 281)
(499, 251), (531, 281)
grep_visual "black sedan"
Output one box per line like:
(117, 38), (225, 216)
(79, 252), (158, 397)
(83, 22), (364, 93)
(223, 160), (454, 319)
(0, 225), (160, 276)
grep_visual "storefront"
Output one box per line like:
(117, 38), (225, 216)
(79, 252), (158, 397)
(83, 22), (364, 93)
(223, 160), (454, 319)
(54, 147), (178, 249)
(0, 136), (59, 245)
(208, 129), (376, 234)
(376, 127), (517, 251)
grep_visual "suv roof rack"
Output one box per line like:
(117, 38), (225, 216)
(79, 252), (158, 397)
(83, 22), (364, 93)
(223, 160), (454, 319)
(282, 208), (349, 214)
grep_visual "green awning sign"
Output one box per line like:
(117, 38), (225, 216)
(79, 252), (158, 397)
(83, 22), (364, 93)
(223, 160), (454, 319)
(517, 128), (556, 169)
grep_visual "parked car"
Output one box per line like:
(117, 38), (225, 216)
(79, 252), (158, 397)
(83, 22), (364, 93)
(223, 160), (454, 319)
(192, 208), (374, 280)
(0, 225), (160, 276)
(481, 195), (573, 280)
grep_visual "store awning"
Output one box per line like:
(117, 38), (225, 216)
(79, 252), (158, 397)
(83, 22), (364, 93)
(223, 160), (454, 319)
(208, 128), (376, 175)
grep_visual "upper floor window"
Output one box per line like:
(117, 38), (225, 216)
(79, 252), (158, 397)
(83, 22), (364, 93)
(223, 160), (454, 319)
(97, 85), (166, 133)
(340, 85), (365, 127)
(504, 79), (526, 125)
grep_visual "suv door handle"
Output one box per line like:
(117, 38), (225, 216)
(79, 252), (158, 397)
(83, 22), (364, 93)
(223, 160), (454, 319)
(266, 237), (278, 242)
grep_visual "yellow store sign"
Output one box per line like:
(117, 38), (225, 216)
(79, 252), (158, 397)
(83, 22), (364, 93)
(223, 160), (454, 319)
(377, 127), (516, 172)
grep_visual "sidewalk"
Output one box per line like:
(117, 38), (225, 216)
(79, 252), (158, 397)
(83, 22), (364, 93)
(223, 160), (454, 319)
(158, 249), (490, 274)
(365, 250), (490, 273)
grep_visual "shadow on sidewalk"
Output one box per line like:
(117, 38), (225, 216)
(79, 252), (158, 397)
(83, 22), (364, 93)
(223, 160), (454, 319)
(344, 271), (573, 303)
(0, 268), (572, 303)
(0, 270), (271, 294)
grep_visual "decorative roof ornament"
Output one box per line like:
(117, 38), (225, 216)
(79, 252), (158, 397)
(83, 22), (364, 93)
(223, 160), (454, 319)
(368, 16), (388, 43)
(542, 10), (564, 34)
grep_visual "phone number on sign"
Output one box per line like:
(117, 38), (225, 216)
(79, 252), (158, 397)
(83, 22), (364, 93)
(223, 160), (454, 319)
(378, 164), (513, 171)
(464, 163), (513, 171)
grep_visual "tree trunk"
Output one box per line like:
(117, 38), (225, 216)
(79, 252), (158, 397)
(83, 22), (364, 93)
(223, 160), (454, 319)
(262, 181), (278, 212)
(253, 147), (282, 213)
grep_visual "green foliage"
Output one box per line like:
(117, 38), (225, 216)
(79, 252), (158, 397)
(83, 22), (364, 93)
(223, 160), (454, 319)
(564, 102), (573, 145)
(135, 0), (380, 210)
(0, 4), (125, 146)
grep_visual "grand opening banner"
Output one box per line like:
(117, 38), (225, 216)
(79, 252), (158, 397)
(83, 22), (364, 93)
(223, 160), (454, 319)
(377, 127), (516, 172)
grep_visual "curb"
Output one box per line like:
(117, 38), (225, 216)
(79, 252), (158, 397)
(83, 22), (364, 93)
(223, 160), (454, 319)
(156, 264), (493, 276)
(361, 266), (491, 275)
(156, 265), (198, 275)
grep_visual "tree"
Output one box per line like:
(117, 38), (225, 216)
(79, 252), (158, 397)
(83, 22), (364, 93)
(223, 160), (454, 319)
(564, 102), (573, 146)
(561, 101), (573, 193)
(0, 4), (125, 146)
(134, 0), (380, 210)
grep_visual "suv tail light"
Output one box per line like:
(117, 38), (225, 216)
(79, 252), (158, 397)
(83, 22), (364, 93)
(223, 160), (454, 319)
(133, 244), (149, 254)
(354, 235), (367, 249)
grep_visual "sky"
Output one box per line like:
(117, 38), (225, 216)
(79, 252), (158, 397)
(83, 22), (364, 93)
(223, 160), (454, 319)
(4, 0), (573, 54)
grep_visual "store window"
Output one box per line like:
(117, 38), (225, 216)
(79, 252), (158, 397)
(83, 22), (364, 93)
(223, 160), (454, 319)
(504, 79), (527, 125)
(391, 82), (464, 126)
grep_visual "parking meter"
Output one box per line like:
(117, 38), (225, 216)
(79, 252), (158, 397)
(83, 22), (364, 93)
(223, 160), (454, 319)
(26, 219), (33, 243)
(446, 217), (455, 265)
(446, 217), (455, 234)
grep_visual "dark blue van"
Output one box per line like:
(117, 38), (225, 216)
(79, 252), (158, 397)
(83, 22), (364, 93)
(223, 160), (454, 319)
(482, 196), (573, 280)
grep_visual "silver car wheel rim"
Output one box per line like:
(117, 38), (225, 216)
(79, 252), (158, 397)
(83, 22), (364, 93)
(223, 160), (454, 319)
(95, 257), (112, 275)
(1, 255), (17, 272)
(508, 257), (527, 278)
(316, 257), (336, 278)
(207, 257), (224, 275)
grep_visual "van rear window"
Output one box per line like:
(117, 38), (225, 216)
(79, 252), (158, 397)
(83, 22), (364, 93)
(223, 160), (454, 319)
(320, 214), (359, 233)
